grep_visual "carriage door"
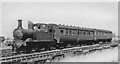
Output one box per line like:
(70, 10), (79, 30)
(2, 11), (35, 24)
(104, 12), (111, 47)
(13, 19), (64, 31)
(48, 26), (55, 40)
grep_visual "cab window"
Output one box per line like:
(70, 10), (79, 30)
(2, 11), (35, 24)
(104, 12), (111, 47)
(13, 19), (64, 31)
(34, 24), (48, 32)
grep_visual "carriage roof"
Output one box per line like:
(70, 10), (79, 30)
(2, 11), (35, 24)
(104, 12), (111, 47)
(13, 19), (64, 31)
(34, 23), (112, 33)
(49, 24), (112, 33)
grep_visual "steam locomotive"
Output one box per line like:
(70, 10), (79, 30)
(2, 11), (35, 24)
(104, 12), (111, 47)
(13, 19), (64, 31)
(13, 19), (113, 53)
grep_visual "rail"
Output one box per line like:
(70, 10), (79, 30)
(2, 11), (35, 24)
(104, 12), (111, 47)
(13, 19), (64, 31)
(0, 43), (118, 63)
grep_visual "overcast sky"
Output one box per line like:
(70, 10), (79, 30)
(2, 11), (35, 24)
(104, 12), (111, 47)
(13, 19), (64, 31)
(0, 3), (2, 37)
(2, 2), (118, 38)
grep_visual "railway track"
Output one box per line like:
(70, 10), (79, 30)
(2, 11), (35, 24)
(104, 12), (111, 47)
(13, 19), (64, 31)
(0, 42), (118, 64)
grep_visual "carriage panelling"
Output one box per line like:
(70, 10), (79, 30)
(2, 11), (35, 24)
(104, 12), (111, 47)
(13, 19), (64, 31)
(95, 35), (105, 40)
(60, 35), (78, 42)
(58, 26), (95, 42)
(52, 24), (113, 43)
(105, 33), (113, 39)
(78, 35), (94, 41)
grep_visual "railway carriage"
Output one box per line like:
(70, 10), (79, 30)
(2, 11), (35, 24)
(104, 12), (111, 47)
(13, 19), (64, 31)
(13, 19), (113, 53)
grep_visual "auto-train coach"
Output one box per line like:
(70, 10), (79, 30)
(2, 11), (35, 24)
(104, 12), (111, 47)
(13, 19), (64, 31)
(13, 19), (113, 53)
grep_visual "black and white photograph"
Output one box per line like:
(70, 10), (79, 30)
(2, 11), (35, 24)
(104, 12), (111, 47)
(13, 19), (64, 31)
(0, 1), (119, 64)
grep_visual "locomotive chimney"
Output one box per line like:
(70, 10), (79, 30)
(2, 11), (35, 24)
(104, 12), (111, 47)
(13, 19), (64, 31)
(17, 19), (23, 29)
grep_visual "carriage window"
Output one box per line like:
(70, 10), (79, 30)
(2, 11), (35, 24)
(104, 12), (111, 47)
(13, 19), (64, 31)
(74, 30), (78, 35)
(49, 29), (52, 33)
(90, 32), (92, 35)
(66, 30), (69, 35)
(102, 32), (104, 35)
(99, 32), (100, 35)
(60, 30), (64, 34)
(90, 31), (94, 35)
(81, 31), (83, 35)
(92, 32), (94, 35)
(98, 32), (100, 35)
(79, 31), (81, 34)
(97, 32), (99, 35)
(96, 32), (99, 35)
(80, 31), (83, 35)
(72, 30), (75, 35)
(72, 30), (74, 35)
(69, 30), (72, 35)
(86, 31), (88, 35)
(88, 31), (90, 35)
(100, 32), (102, 35)
(79, 31), (83, 35)
(89, 31), (92, 35)
(70, 30), (77, 35)
(83, 31), (86, 35)
(85, 31), (87, 35)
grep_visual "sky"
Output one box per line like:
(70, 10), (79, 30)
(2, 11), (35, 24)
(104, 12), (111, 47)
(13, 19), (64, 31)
(2, 2), (118, 38)
(0, 3), (2, 36)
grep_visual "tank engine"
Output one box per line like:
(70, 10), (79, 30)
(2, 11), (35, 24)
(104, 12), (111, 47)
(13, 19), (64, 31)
(13, 19), (56, 53)
(13, 19), (113, 53)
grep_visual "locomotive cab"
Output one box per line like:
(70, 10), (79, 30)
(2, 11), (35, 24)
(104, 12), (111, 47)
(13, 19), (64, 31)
(34, 24), (48, 32)
(33, 23), (54, 42)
